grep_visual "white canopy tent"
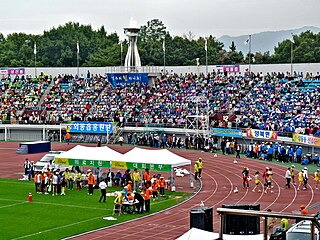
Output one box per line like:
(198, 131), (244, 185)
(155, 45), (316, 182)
(55, 146), (192, 187)
(54, 145), (124, 168)
(120, 147), (192, 187)
(121, 147), (191, 167)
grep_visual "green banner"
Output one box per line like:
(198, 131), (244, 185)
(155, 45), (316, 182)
(55, 157), (110, 168)
(112, 161), (171, 172)
(56, 158), (171, 172)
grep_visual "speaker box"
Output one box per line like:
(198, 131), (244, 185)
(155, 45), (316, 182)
(190, 207), (213, 232)
(222, 204), (260, 235)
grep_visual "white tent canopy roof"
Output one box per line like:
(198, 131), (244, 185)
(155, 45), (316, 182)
(56, 145), (124, 161)
(122, 147), (191, 167)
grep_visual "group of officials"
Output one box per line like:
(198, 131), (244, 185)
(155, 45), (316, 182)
(110, 168), (168, 215)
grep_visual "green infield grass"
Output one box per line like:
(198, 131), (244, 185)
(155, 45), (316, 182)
(0, 179), (191, 240)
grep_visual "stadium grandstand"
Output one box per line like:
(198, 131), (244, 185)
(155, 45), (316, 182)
(1, 70), (320, 138)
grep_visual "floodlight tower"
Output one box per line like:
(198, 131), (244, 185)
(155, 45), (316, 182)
(124, 18), (141, 72)
(185, 96), (210, 140)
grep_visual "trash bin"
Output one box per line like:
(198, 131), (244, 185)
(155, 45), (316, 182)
(190, 207), (213, 232)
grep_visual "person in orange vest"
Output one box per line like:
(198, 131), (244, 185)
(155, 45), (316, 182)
(296, 204), (310, 223)
(143, 168), (152, 188)
(65, 132), (71, 145)
(142, 186), (152, 212)
(87, 170), (95, 195)
(300, 205), (309, 215)
(151, 179), (159, 199)
(127, 181), (133, 194)
(34, 172), (39, 192)
(158, 176), (166, 196)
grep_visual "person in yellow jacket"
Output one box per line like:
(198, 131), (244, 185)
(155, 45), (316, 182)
(113, 192), (123, 215)
(69, 170), (75, 190)
(297, 169), (304, 191)
(196, 158), (203, 178)
(280, 218), (289, 231)
(314, 169), (319, 190)
(132, 168), (141, 191)
(194, 161), (199, 180)
(76, 171), (82, 191)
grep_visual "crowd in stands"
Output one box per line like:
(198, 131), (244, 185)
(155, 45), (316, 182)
(1, 70), (320, 137)
(242, 141), (319, 165)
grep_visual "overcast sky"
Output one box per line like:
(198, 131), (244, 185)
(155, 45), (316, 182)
(1, 0), (320, 39)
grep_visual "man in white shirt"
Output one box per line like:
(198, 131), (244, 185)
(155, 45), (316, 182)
(99, 179), (107, 203)
(303, 167), (309, 190)
(285, 167), (291, 188)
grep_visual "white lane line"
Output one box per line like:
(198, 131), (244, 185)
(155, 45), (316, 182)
(11, 215), (106, 240)
(0, 201), (27, 209)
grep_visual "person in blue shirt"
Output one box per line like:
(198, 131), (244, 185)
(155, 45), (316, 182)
(273, 143), (279, 160)
(296, 146), (303, 163)
(301, 155), (309, 165)
(288, 147), (294, 163)
(115, 170), (122, 186)
(267, 146), (274, 161)
(313, 154), (319, 165)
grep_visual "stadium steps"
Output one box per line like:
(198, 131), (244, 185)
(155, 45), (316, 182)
(37, 78), (56, 109)
(16, 145), (28, 154)
(108, 127), (123, 144)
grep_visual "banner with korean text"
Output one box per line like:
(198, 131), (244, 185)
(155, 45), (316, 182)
(55, 158), (110, 168)
(106, 73), (148, 87)
(112, 161), (171, 172)
(246, 129), (278, 140)
(0, 68), (25, 75)
(292, 134), (320, 146)
(211, 128), (243, 138)
(68, 122), (115, 134)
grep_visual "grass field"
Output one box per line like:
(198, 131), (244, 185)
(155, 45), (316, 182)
(0, 179), (191, 240)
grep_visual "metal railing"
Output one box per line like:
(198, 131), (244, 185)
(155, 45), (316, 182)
(217, 208), (320, 240)
(105, 66), (160, 74)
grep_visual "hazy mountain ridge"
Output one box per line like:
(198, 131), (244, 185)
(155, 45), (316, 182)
(218, 26), (320, 54)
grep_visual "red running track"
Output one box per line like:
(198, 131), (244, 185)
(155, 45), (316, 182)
(0, 142), (318, 240)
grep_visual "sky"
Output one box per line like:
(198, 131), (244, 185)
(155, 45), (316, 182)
(1, 0), (320, 40)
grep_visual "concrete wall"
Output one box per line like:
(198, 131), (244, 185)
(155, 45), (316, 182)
(18, 63), (320, 77)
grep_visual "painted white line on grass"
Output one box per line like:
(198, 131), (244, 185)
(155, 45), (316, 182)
(31, 201), (111, 211)
(0, 198), (111, 211)
(0, 198), (25, 202)
(0, 201), (27, 209)
(11, 215), (106, 240)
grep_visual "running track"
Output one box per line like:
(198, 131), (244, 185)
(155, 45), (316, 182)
(0, 142), (318, 240)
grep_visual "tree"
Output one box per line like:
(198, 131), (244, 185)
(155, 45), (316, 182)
(139, 19), (167, 43)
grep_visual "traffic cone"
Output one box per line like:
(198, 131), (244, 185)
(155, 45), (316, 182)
(28, 192), (33, 202)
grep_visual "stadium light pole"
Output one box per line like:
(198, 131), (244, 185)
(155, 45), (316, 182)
(196, 58), (200, 76)
(163, 38), (166, 74)
(290, 33), (294, 76)
(248, 35), (252, 75)
(205, 38), (208, 76)
(244, 35), (252, 76)
(25, 40), (37, 77)
(76, 41), (80, 77)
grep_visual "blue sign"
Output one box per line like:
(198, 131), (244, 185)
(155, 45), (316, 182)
(106, 73), (148, 87)
(69, 122), (114, 134)
(211, 128), (243, 138)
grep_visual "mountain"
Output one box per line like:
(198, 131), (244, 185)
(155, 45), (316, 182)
(218, 26), (320, 54)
